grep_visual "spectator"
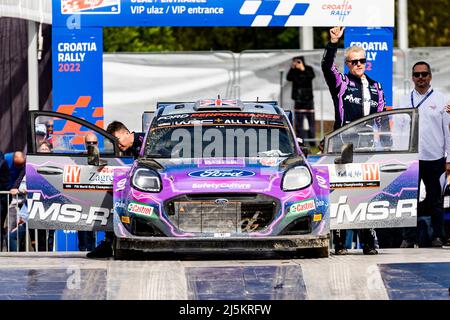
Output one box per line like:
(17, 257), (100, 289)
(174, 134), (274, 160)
(107, 121), (145, 158)
(322, 27), (386, 255)
(35, 124), (47, 147)
(396, 61), (450, 248)
(34, 141), (54, 251)
(286, 56), (316, 146)
(37, 141), (52, 153)
(77, 133), (98, 251)
(87, 122), (144, 258)
(4, 151), (26, 196)
(7, 177), (27, 251)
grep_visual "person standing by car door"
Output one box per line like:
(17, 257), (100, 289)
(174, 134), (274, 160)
(287, 56), (316, 146)
(396, 61), (450, 248)
(87, 122), (145, 258)
(322, 27), (386, 255)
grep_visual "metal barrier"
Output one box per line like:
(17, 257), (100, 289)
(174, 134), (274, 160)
(0, 190), (102, 253)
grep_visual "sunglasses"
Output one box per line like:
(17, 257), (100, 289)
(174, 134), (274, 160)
(346, 58), (367, 66)
(86, 141), (98, 145)
(413, 72), (429, 78)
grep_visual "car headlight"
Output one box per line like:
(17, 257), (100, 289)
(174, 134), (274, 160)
(282, 166), (312, 191)
(131, 168), (161, 193)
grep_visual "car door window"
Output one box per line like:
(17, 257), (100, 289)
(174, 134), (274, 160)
(326, 112), (414, 154)
(35, 115), (115, 154)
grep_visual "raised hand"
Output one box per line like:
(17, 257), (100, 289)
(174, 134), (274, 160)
(330, 26), (345, 43)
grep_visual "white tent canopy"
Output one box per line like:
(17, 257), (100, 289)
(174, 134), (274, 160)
(0, 0), (51, 24)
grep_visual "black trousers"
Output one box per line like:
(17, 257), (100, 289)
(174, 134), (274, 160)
(294, 101), (315, 147)
(333, 229), (375, 249)
(403, 157), (446, 241)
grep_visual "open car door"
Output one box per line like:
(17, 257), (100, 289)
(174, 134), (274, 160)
(309, 108), (419, 230)
(27, 111), (134, 232)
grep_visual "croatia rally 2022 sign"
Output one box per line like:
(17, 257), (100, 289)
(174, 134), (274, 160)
(344, 27), (394, 108)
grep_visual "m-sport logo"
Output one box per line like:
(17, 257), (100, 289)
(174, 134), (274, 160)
(189, 169), (255, 178)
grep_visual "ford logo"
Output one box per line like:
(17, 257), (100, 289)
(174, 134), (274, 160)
(188, 169), (255, 178)
(215, 198), (229, 205)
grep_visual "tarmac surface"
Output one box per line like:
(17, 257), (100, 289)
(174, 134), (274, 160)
(0, 248), (449, 300)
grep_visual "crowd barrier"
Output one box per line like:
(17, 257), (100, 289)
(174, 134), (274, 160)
(0, 191), (104, 253)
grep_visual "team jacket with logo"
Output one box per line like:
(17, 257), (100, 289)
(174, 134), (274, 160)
(321, 42), (386, 130)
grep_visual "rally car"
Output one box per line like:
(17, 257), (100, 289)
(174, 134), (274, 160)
(26, 99), (330, 258)
(26, 100), (421, 258)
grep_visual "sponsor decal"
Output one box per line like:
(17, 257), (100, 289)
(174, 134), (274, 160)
(259, 158), (283, 167)
(113, 201), (126, 214)
(315, 175), (329, 189)
(120, 216), (130, 224)
(115, 178), (127, 191)
(328, 163), (380, 188)
(313, 214), (322, 222)
(189, 169), (255, 178)
(214, 233), (231, 238)
(63, 165), (81, 184)
(28, 193), (110, 225)
(127, 201), (154, 217)
(192, 182), (252, 190)
(289, 199), (316, 216)
(321, 0), (353, 22)
(191, 113), (282, 119)
(61, 0), (120, 15)
(330, 196), (417, 224)
(199, 158), (245, 167)
(63, 165), (120, 191)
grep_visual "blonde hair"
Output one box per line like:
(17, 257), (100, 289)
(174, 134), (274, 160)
(345, 46), (365, 60)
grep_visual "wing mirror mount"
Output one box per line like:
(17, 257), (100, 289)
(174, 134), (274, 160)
(87, 145), (107, 166)
(334, 143), (353, 164)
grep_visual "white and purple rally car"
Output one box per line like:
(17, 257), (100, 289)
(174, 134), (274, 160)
(27, 100), (422, 258)
(26, 99), (331, 258)
(112, 100), (331, 258)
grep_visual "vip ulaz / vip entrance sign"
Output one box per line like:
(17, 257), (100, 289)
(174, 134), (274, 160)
(52, 0), (394, 125)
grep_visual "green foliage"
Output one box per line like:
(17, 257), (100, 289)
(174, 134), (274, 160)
(406, 0), (449, 47)
(103, 27), (182, 52)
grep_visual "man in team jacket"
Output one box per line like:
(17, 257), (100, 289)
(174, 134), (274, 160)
(322, 26), (387, 255)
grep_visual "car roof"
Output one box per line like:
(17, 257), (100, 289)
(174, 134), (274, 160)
(157, 99), (283, 116)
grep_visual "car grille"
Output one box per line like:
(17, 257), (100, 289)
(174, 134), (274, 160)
(165, 193), (278, 234)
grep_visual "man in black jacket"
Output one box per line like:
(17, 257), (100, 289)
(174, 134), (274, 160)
(287, 56), (316, 146)
(322, 27), (387, 255)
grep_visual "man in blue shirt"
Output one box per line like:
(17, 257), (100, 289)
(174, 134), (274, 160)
(4, 151), (26, 192)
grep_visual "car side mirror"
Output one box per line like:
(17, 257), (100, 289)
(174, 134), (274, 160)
(334, 143), (353, 164)
(87, 144), (100, 166)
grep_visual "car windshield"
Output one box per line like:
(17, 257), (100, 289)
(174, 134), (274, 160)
(144, 112), (296, 158)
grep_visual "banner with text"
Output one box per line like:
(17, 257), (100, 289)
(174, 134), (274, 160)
(53, 0), (394, 27)
(344, 27), (394, 107)
(52, 27), (104, 127)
